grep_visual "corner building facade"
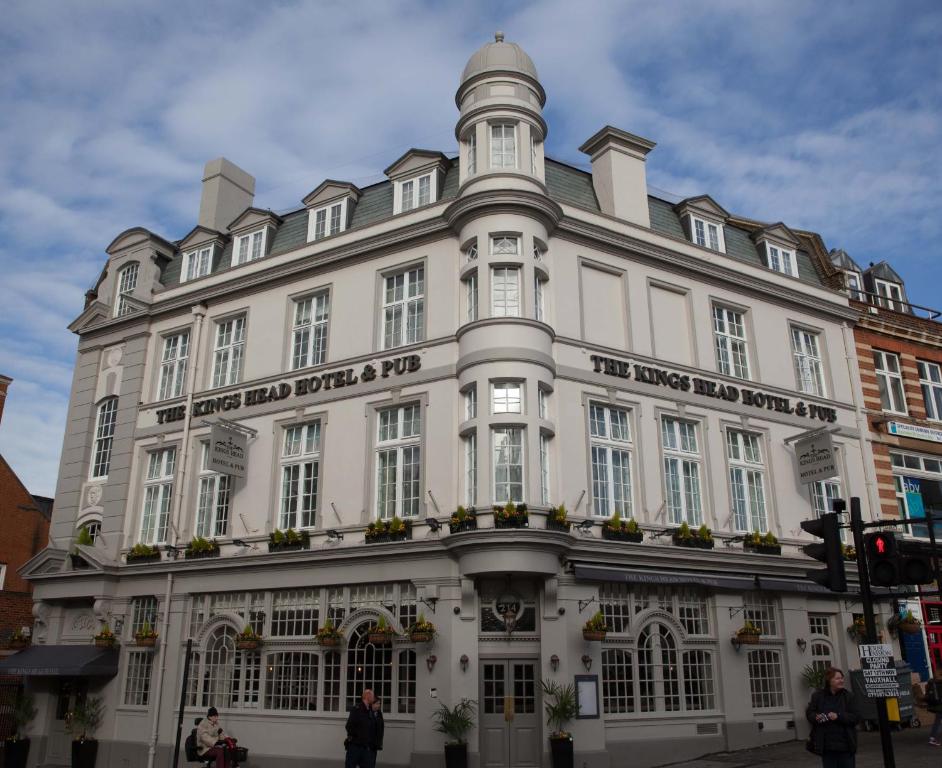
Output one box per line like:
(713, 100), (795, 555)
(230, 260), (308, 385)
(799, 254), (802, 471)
(22, 36), (887, 768)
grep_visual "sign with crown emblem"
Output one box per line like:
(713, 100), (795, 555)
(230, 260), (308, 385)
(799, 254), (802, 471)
(209, 424), (247, 479)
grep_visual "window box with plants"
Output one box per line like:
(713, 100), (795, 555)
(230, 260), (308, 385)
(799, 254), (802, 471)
(449, 506), (477, 534)
(134, 622), (158, 648)
(493, 501), (528, 529)
(184, 536), (220, 560)
(431, 699), (476, 768)
(70, 526), (95, 569)
(735, 621), (762, 645)
(409, 614), (436, 643)
(601, 511), (643, 542)
(4, 693), (37, 768)
(315, 619), (343, 647)
(743, 531), (781, 555)
(235, 626), (262, 651)
(9, 628), (30, 650)
(268, 528), (310, 552)
(66, 696), (104, 768)
(93, 624), (116, 649)
(582, 611), (608, 642)
(125, 543), (161, 564)
(546, 504), (571, 532)
(672, 522), (714, 549)
(367, 615), (397, 646)
(365, 516), (412, 544)
(542, 680), (578, 768)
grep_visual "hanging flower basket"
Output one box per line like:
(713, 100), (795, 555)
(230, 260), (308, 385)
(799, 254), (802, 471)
(94, 635), (116, 649)
(10, 637), (30, 650)
(236, 639), (260, 651)
(582, 630), (607, 642)
(899, 620), (922, 635)
(735, 632), (761, 645)
(135, 636), (157, 648)
(582, 611), (608, 641)
(318, 635), (341, 647)
(368, 632), (393, 646)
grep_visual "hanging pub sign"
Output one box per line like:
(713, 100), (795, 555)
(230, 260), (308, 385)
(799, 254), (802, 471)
(208, 424), (247, 479)
(794, 432), (838, 485)
(589, 354), (838, 423)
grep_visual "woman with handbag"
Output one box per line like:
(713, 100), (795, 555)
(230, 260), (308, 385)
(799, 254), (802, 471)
(806, 668), (861, 768)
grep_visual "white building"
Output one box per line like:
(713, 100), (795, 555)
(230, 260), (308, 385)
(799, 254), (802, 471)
(10, 34), (883, 768)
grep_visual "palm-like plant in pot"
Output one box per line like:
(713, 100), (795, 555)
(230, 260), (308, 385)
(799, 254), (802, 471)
(66, 696), (104, 768)
(542, 680), (578, 768)
(4, 693), (37, 768)
(431, 698), (476, 768)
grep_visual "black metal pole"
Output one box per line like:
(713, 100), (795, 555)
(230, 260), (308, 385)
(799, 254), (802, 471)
(851, 496), (895, 768)
(172, 638), (193, 768)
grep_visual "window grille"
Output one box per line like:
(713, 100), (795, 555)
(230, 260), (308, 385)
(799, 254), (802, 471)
(124, 651), (154, 706)
(747, 650), (785, 709)
(264, 651), (318, 710)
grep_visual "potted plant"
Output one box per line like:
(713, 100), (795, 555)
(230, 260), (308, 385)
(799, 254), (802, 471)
(316, 619), (343, 647)
(582, 611), (608, 641)
(847, 617), (867, 642)
(4, 692), (37, 768)
(367, 615), (397, 645)
(235, 625), (262, 650)
(125, 543), (161, 564)
(546, 504), (571, 532)
(431, 698), (476, 768)
(268, 528), (311, 552)
(896, 610), (923, 635)
(801, 663), (828, 690)
(70, 526), (95, 569)
(672, 522), (715, 549)
(387, 516), (412, 542)
(66, 696), (103, 768)
(184, 536), (220, 559)
(135, 621), (158, 648)
(409, 614), (436, 643)
(542, 680), (578, 768)
(743, 531), (781, 555)
(735, 621), (762, 645)
(622, 517), (644, 543)
(843, 544), (857, 561)
(365, 517), (413, 543)
(9, 627), (30, 650)
(493, 501), (529, 529)
(93, 624), (116, 648)
(449, 506), (477, 534)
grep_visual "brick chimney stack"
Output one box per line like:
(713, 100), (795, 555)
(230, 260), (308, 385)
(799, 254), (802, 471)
(0, 375), (11, 427)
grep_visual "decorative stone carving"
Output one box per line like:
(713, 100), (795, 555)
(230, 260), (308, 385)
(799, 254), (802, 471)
(86, 484), (103, 508)
(93, 598), (112, 625)
(72, 613), (97, 633)
(95, 344), (125, 401)
(32, 602), (49, 643)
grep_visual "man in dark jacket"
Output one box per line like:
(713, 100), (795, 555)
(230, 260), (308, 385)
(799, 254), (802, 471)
(370, 697), (385, 765)
(345, 689), (376, 768)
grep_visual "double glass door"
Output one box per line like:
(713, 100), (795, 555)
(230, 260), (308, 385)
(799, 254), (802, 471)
(480, 659), (541, 768)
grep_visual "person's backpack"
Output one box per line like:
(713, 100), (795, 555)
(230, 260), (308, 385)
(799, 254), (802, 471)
(184, 729), (199, 762)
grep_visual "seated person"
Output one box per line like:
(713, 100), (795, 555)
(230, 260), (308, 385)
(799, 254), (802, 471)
(196, 707), (237, 768)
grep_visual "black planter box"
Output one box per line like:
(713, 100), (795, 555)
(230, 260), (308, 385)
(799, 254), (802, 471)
(366, 521), (413, 544)
(744, 542), (782, 555)
(494, 517), (529, 529)
(449, 518), (478, 534)
(444, 743), (468, 768)
(184, 547), (220, 560)
(126, 549), (161, 564)
(545, 518), (572, 532)
(672, 535), (714, 549)
(71, 740), (98, 768)
(4, 739), (31, 768)
(268, 539), (310, 553)
(549, 737), (574, 768)
(602, 527), (644, 542)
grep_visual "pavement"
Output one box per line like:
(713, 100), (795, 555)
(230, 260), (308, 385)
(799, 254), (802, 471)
(659, 718), (940, 768)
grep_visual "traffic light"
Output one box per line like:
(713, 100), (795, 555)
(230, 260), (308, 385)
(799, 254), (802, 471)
(801, 512), (847, 592)
(864, 531), (934, 587)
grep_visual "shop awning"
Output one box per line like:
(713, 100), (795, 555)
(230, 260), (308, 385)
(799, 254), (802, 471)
(572, 564), (831, 595)
(0, 645), (119, 677)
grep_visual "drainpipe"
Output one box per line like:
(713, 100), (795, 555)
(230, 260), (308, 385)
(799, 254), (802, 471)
(147, 303), (206, 768)
(841, 321), (881, 519)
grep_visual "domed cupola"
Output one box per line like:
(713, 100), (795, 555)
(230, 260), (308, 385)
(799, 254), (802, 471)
(455, 32), (547, 191)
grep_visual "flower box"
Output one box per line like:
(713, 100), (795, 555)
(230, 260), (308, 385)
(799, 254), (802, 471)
(268, 539), (309, 553)
(449, 517), (478, 534)
(268, 529), (311, 553)
(545, 518), (571, 532)
(126, 548), (161, 564)
(672, 534), (714, 549)
(602, 527), (644, 543)
(735, 633), (761, 645)
(94, 636), (116, 649)
(582, 630), (607, 642)
(185, 547), (220, 560)
(236, 639), (260, 651)
(365, 519), (412, 544)
(410, 631), (433, 643)
(743, 542), (782, 556)
(493, 503), (528, 529)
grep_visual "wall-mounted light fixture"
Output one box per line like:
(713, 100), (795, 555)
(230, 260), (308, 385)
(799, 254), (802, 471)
(459, 654), (469, 673)
(426, 655), (437, 672)
(550, 654), (560, 672)
(796, 638), (808, 653)
(581, 654), (592, 672)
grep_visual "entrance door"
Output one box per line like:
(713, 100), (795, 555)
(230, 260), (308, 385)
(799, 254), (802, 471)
(45, 679), (88, 766)
(480, 660), (541, 768)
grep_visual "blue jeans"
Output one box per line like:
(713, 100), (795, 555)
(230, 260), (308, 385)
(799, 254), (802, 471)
(821, 751), (855, 768)
(345, 745), (373, 768)
(930, 712), (942, 739)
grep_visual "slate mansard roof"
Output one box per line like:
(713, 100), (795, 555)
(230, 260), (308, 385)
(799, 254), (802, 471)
(155, 155), (827, 290)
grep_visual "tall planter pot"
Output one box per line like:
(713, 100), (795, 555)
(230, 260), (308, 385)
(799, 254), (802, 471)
(550, 737), (574, 768)
(4, 738), (31, 768)
(71, 740), (98, 768)
(444, 743), (468, 768)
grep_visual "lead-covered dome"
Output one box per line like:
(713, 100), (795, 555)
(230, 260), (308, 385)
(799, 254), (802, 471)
(460, 31), (539, 86)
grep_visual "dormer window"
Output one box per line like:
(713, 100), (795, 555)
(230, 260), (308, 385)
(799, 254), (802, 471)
(114, 263), (139, 317)
(766, 244), (796, 277)
(690, 216), (724, 252)
(395, 174), (434, 214)
(491, 123), (517, 169)
(874, 279), (904, 311)
(845, 271), (864, 300)
(183, 246), (212, 282)
(308, 200), (346, 242)
(234, 229), (267, 265)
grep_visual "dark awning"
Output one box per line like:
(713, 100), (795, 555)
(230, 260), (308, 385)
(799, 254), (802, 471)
(0, 645), (119, 677)
(573, 564), (831, 595)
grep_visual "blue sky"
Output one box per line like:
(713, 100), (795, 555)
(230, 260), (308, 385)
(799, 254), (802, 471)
(0, 0), (940, 496)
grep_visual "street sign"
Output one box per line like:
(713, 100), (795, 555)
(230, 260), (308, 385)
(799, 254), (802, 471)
(859, 643), (900, 698)
(209, 423), (247, 478)
(794, 432), (838, 485)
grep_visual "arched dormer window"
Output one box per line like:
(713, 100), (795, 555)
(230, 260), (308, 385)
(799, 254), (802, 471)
(114, 263), (139, 317)
(90, 397), (118, 479)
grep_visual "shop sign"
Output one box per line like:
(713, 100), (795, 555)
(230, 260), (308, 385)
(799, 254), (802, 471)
(208, 424), (247, 479)
(859, 643), (899, 698)
(794, 432), (838, 485)
(589, 354), (838, 423)
(888, 421), (942, 443)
